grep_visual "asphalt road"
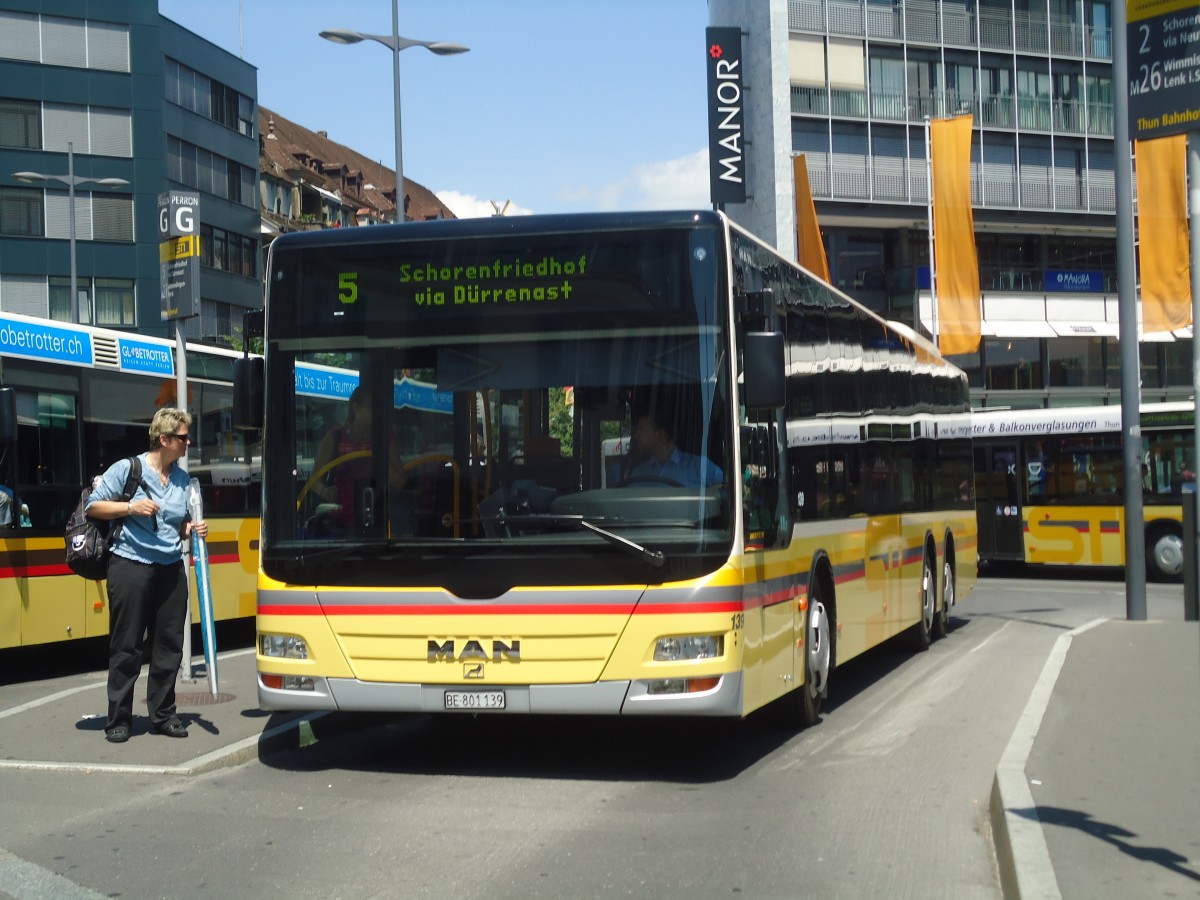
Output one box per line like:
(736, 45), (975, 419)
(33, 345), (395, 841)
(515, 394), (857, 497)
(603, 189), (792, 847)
(0, 571), (1186, 900)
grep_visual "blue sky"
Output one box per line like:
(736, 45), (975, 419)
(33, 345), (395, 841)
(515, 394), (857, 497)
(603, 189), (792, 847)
(158, 0), (713, 217)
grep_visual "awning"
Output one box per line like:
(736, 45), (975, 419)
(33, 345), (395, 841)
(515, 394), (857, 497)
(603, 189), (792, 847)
(303, 183), (346, 206)
(984, 320), (1057, 338)
(1049, 321), (1120, 337)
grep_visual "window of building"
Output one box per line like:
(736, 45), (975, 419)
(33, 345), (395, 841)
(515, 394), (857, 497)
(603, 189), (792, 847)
(94, 278), (135, 326)
(1048, 336), (1104, 387)
(0, 98), (40, 149)
(48, 275), (89, 323)
(198, 223), (258, 279)
(0, 12), (129, 72)
(165, 57), (255, 140)
(0, 187), (44, 236)
(985, 337), (1042, 390)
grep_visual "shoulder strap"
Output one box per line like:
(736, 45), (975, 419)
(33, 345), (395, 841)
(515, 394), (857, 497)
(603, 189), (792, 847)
(107, 456), (145, 547)
(120, 456), (141, 501)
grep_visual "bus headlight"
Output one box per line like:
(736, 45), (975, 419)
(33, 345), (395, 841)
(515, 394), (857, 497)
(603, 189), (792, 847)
(260, 634), (308, 659)
(654, 635), (722, 661)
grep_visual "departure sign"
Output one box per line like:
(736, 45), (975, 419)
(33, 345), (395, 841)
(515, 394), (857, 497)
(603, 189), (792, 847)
(395, 253), (589, 309)
(1126, 0), (1200, 140)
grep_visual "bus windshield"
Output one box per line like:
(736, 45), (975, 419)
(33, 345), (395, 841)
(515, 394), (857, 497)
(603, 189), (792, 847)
(263, 219), (733, 588)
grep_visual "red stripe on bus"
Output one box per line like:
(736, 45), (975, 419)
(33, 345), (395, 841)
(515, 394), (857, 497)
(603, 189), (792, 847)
(258, 601), (742, 617)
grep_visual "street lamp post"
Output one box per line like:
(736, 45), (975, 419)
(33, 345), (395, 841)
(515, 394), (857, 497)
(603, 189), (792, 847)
(320, 1), (467, 223)
(13, 142), (128, 323)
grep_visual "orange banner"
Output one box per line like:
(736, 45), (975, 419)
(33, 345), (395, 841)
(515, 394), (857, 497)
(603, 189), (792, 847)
(793, 154), (830, 282)
(1136, 135), (1191, 334)
(930, 115), (981, 356)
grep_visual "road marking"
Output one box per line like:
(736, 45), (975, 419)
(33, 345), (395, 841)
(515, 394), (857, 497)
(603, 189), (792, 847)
(991, 616), (1106, 900)
(0, 847), (109, 899)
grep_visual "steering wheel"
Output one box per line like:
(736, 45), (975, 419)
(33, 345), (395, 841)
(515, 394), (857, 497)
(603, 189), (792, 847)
(619, 474), (685, 488)
(296, 449), (370, 510)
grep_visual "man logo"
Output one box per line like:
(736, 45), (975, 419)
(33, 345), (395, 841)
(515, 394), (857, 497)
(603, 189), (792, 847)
(463, 663), (485, 679)
(428, 638), (521, 662)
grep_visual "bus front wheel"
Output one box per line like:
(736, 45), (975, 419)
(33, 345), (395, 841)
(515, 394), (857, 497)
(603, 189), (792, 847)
(1146, 526), (1185, 583)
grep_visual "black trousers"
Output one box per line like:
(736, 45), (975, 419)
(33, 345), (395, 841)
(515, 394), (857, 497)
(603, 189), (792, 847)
(105, 554), (188, 732)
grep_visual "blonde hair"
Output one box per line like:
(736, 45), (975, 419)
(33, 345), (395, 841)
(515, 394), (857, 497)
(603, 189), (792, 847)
(148, 407), (192, 450)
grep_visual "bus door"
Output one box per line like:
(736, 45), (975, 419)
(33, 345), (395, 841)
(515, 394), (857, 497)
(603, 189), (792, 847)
(974, 443), (1024, 560)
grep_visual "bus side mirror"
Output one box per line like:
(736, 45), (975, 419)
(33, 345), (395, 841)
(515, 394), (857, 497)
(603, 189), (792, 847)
(233, 357), (264, 431)
(743, 332), (785, 410)
(0, 388), (15, 443)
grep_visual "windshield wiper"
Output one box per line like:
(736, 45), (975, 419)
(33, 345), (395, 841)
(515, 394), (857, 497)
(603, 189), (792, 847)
(495, 513), (665, 568)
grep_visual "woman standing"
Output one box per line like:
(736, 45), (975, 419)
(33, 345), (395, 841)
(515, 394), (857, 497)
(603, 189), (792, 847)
(87, 407), (208, 744)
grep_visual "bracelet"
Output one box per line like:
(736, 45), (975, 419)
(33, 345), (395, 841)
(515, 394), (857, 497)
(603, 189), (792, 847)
(127, 501), (132, 516)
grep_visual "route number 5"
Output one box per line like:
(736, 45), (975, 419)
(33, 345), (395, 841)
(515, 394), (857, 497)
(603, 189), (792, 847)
(338, 272), (359, 304)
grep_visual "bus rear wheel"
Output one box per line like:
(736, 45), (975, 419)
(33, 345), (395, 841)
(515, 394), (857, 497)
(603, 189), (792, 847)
(932, 558), (954, 640)
(911, 553), (935, 651)
(1146, 526), (1184, 583)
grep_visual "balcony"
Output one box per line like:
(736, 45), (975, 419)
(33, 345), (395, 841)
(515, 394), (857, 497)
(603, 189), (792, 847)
(792, 84), (1114, 138)
(788, 0), (1112, 60)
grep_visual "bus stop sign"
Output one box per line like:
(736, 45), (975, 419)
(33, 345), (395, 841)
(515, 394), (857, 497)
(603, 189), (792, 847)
(1126, 0), (1200, 140)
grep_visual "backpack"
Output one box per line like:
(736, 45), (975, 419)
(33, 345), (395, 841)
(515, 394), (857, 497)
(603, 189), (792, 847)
(65, 456), (143, 580)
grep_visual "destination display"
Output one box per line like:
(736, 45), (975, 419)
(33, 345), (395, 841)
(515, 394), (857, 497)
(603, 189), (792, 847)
(1126, 0), (1200, 140)
(284, 229), (712, 335)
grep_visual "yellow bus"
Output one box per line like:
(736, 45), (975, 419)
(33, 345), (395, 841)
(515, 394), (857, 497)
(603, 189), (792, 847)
(973, 402), (1194, 581)
(241, 211), (976, 726)
(0, 311), (260, 649)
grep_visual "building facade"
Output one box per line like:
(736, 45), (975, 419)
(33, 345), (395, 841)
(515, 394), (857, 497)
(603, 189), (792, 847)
(714, 0), (1192, 409)
(0, 1), (260, 344)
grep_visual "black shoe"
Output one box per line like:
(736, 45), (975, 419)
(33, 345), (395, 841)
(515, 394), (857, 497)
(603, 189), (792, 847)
(152, 719), (188, 738)
(105, 725), (131, 743)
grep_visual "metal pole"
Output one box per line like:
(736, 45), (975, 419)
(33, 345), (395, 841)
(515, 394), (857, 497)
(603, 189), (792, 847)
(1112, 0), (1146, 619)
(1189, 131), (1200, 623)
(925, 117), (938, 348)
(67, 142), (78, 324)
(391, 0), (405, 223)
(176, 324), (194, 679)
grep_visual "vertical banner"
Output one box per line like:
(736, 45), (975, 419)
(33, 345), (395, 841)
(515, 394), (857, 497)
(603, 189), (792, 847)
(930, 115), (981, 356)
(706, 27), (745, 205)
(793, 154), (830, 282)
(1136, 134), (1192, 333)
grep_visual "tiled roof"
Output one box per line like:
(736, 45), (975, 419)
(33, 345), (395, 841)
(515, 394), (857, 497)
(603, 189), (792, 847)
(258, 105), (454, 223)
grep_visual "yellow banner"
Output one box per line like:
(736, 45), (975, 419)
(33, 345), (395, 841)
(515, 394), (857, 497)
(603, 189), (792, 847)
(930, 115), (981, 356)
(159, 235), (199, 263)
(792, 154), (830, 282)
(1136, 134), (1192, 333)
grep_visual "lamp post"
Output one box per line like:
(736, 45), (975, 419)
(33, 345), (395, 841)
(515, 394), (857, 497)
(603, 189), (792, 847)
(320, 2), (467, 223)
(13, 142), (128, 323)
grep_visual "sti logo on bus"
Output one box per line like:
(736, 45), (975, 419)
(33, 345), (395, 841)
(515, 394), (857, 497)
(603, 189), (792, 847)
(705, 27), (745, 205)
(428, 638), (521, 662)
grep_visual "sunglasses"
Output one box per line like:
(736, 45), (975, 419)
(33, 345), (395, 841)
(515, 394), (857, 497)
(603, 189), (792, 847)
(165, 433), (191, 443)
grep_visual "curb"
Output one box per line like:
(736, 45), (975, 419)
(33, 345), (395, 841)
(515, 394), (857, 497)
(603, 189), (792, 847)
(989, 617), (1105, 900)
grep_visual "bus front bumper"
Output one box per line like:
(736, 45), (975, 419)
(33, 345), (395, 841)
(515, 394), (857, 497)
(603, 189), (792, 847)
(258, 671), (744, 717)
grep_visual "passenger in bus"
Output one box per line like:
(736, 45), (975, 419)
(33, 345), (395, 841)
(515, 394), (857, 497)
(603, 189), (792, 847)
(626, 409), (723, 488)
(86, 407), (207, 744)
(311, 385), (407, 528)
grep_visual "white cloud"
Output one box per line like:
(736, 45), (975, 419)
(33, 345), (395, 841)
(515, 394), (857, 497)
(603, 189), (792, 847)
(436, 149), (710, 219)
(560, 149), (710, 212)
(436, 190), (534, 219)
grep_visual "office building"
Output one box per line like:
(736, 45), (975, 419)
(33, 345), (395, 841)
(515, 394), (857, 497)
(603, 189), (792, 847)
(0, 2), (260, 343)
(713, 0), (1192, 408)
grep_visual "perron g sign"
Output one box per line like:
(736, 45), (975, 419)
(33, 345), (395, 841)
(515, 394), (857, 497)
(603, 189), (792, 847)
(705, 27), (745, 206)
(158, 191), (200, 321)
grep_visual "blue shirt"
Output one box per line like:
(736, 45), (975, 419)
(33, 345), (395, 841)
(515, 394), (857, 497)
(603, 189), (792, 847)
(86, 453), (190, 565)
(630, 448), (724, 488)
